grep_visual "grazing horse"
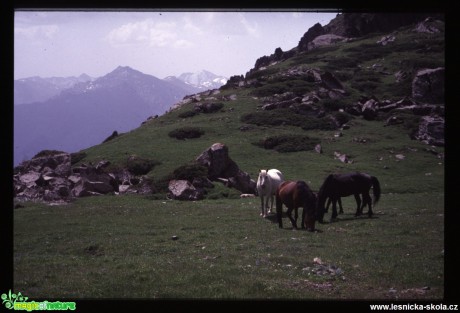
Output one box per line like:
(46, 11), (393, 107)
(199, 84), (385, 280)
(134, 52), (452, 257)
(325, 194), (369, 214)
(256, 169), (284, 217)
(317, 172), (381, 222)
(275, 180), (318, 231)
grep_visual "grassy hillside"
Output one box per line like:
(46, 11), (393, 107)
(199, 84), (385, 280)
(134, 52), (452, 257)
(14, 21), (445, 300)
(75, 24), (444, 195)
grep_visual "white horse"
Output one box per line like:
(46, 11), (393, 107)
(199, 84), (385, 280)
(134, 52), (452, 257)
(256, 169), (285, 217)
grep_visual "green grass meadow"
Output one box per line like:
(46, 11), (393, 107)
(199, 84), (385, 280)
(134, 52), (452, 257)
(14, 189), (444, 299)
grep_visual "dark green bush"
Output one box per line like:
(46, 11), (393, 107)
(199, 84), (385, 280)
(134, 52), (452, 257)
(300, 118), (337, 131)
(70, 152), (87, 165)
(172, 163), (209, 181)
(241, 109), (306, 127)
(195, 102), (224, 114)
(253, 135), (320, 153)
(250, 79), (314, 97)
(154, 163), (209, 193)
(168, 127), (205, 140)
(178, 110), (198, 118)
(322, 99), (345, 111)
(333, 111), (352, 126)
(127, 157), (161, 175)
(241, 108), (339, 131)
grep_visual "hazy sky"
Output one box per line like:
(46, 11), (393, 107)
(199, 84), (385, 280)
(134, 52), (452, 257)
(14, 10), (337, 80)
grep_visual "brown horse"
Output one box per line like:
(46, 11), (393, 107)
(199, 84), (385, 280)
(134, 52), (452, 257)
(275, 180), (318, 231)
(317, 172), (381, 222)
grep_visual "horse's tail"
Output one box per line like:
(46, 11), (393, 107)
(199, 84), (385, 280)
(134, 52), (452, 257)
(371, 176), (381, 205)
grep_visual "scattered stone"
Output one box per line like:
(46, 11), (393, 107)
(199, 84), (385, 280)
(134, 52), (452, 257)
(314, 144), (323, 154)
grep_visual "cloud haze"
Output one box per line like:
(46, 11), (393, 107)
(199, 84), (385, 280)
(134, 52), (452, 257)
(14, 10), (337, 79)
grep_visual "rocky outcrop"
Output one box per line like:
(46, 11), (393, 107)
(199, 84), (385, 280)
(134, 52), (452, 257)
(413, 115), (445, 146)
(322, 13), (442, 38)
(412, 67), (444, 104)
(195, 143), (256, 194)
(259, 69), (347, 113)
(168, 180), (204, 201)
(14, 151), (154, 203)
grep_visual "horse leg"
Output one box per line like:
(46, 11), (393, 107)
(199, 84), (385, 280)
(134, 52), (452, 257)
(301, 206), (306, 229)
(268, 194), (273, 215)
(330, 198), (338, 222)
(325, 197), (331, 213)
(286, 206), (297, 229)
(354, 194), (362, 216)
(363, 192), (373, 217)
(260, 196), (266, 217)
(276, 194), (283, 228)
(338, 197), (344, 214)
(294, 207), (299, 229)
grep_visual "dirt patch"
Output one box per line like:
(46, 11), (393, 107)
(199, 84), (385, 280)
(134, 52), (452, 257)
(84, 244), (104, 256)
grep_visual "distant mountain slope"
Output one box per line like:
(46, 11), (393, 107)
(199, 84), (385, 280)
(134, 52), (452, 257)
(14, 74), (93, 105)
(14, 66), (199, 165)
(177, 70), (227, 90)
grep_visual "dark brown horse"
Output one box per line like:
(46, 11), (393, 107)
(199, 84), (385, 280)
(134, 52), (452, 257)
(275, 180), (318, 231)
(317, 172), (381, 222)
(325, 194), (369, 214)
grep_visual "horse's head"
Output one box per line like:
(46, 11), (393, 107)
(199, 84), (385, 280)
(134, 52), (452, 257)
(315, 177), (333, 224)
(304, 191), (318, 231)
(257, 169), (269, 190)
(315, 193), (326, 224)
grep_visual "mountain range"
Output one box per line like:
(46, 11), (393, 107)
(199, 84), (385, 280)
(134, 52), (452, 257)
(14, 67), (227, 165)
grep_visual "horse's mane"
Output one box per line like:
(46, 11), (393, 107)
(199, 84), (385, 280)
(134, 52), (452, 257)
(317, 174), (334, 204)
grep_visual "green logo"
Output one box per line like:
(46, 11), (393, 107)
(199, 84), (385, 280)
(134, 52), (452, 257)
(1, 290), (76, 311)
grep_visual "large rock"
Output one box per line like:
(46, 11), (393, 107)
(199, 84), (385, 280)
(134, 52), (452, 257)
(307, 34), (347, 50)
(414, 115), (445, 146)
(168, 180), (204, 201)
(361, 99), (379, 120)
(412, 67), (445, 104)
(195, 143), (256, 194)
(297, 23), (325, 51)
(71, 178), (116, 197)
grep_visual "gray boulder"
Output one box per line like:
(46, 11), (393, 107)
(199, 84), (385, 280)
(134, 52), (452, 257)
(412, 67), (444, 104)
(196, 143), (256, 194)
(168, 180), (204, 201)
(414, 115), (445, 146)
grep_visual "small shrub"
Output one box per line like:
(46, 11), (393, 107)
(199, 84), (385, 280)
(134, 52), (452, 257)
(70, 152), (87, 165)
(333, 111), (352, 126)
(300, 118), (337, 131)
(154, 163), (209, 193)
(250, 79), (314, 97)
(195, 102), (224, 114)
(178, 110), (198, 118)
(241, 109), (339, 131)
(168, 127), (205, 140)
(127, 157), (161, 175)
(102, 130), (119, 143)
(172, 163), (208, 182)
(322, 99), (344, 111)
(253, 135), (320, 153)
